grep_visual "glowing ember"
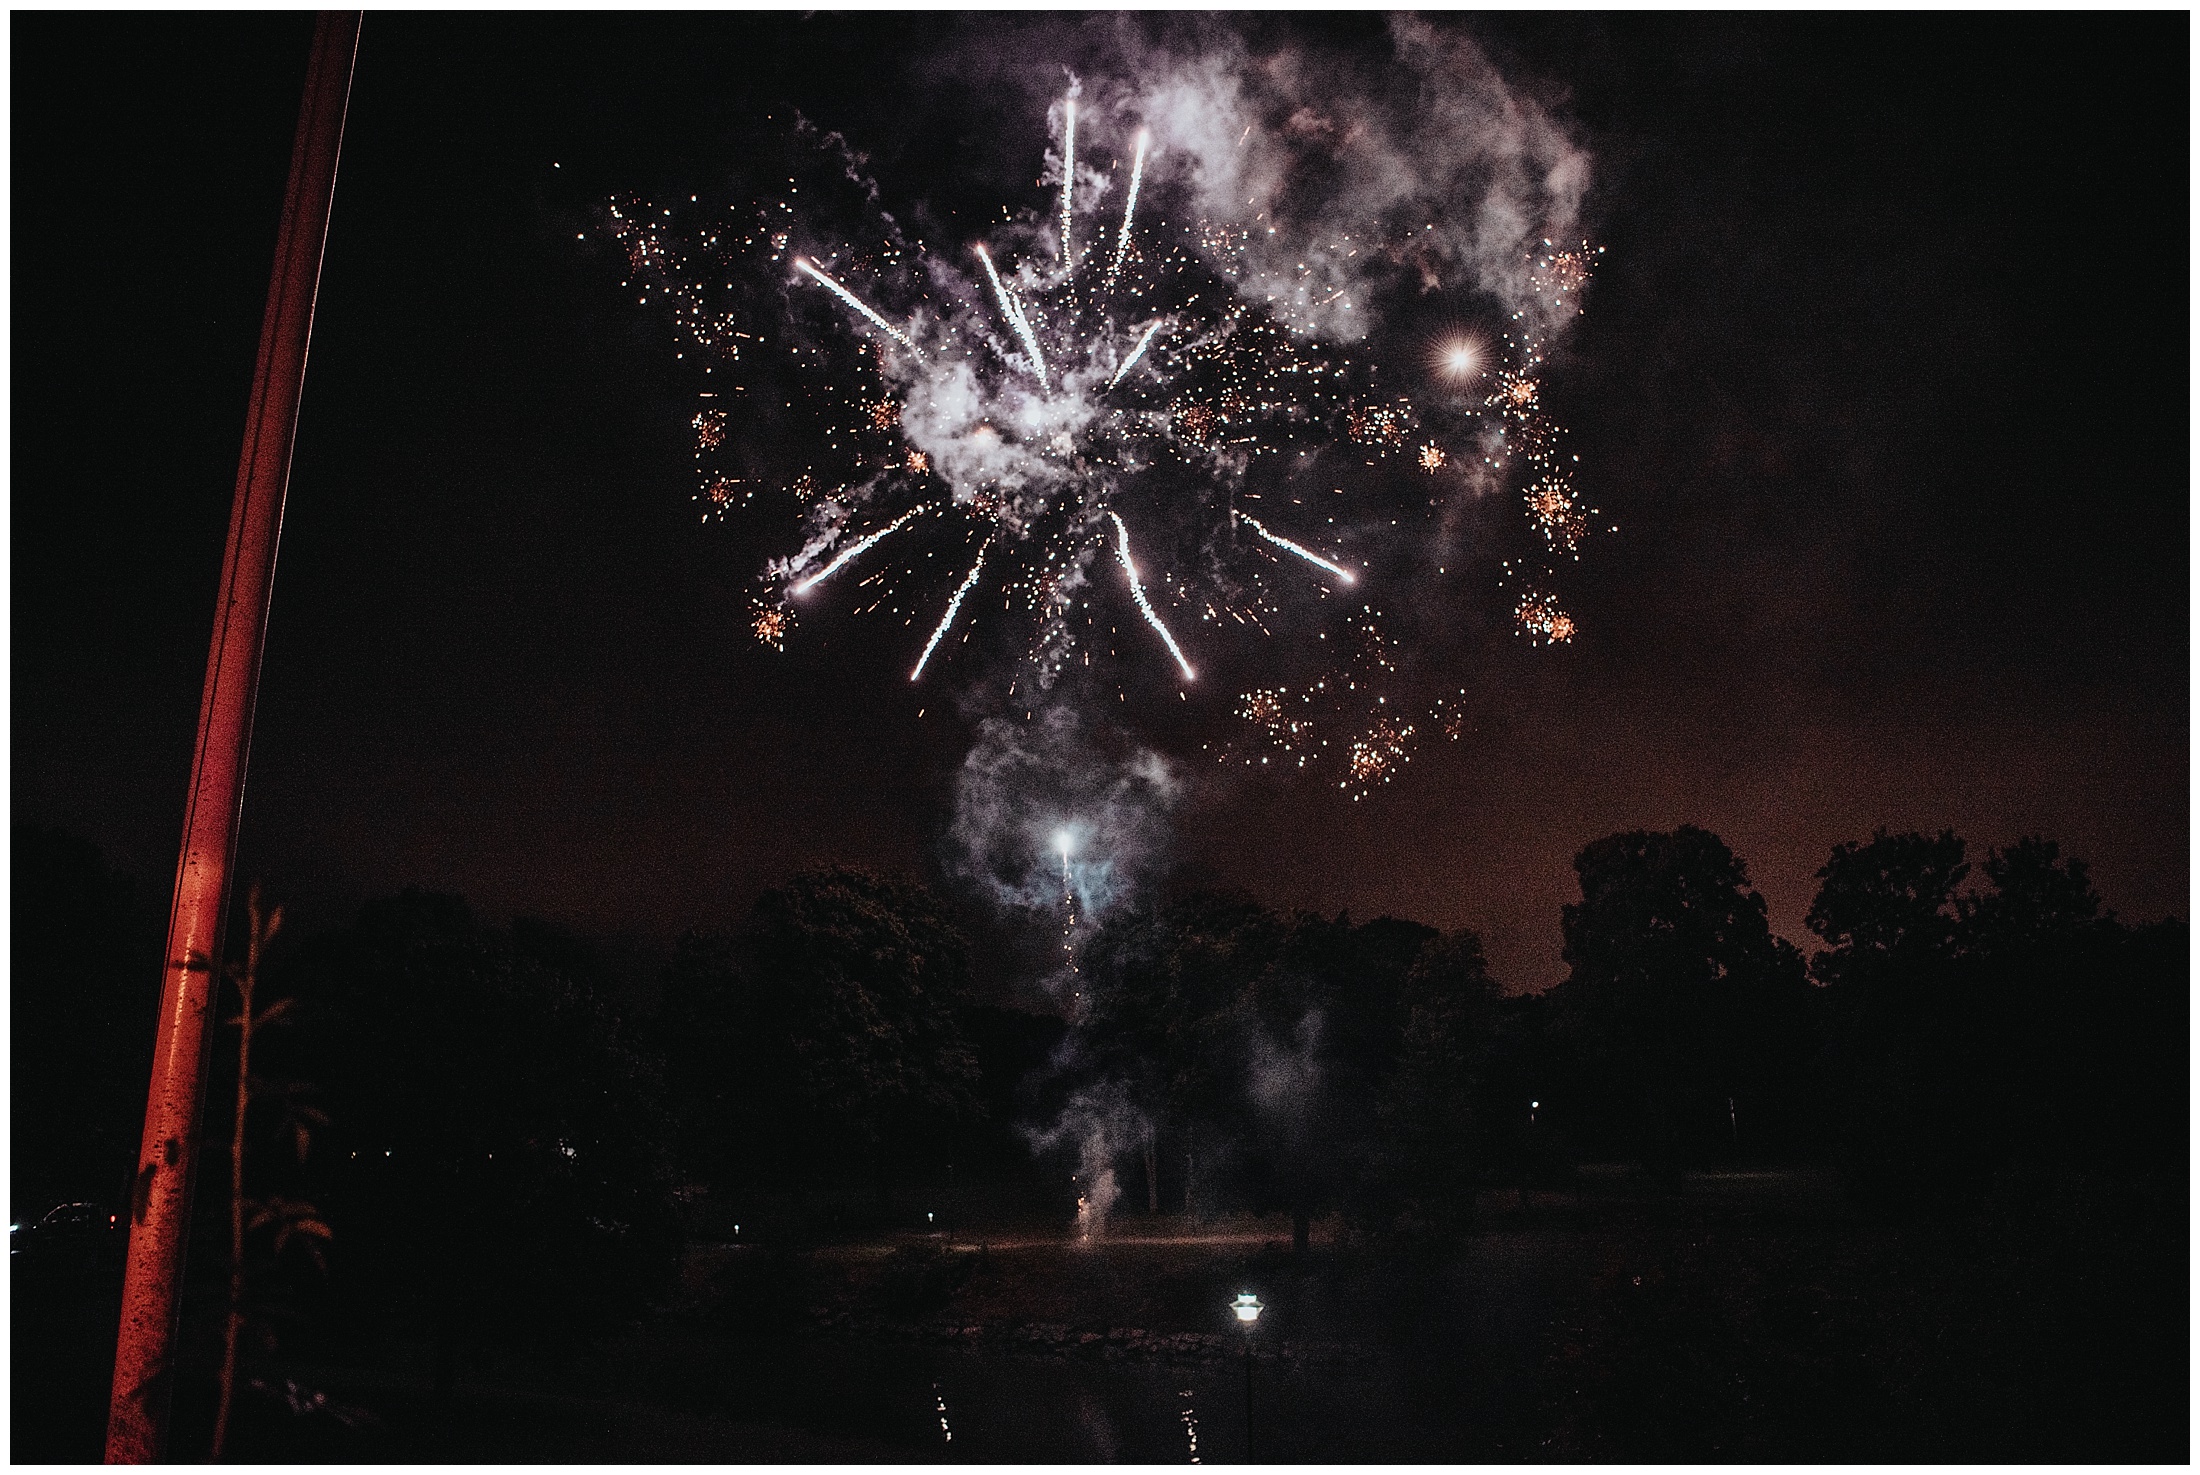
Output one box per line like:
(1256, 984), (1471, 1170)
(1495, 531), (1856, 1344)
(1514, 588), (1577, 645)
(751, 600), (792, 649)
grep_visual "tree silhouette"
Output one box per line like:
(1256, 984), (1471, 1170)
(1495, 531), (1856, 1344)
(1806, 828), (1969, 985)
(1806, 830), (1973, 1205)
(1076, 890), (1285, 1214)
(1807, 830), (2182, 1211)
(284, 891), (678, 1376)
(1253, 912), (1437, 1251)
(662, 866), (983, 1217)
(1078, 894), (1462, 1241)
(1366, 929), (1502, 1239)
(1552, 826), (1812, 1165)
(1959, 837), (2111, 959)
(210, 885), (330, 1461)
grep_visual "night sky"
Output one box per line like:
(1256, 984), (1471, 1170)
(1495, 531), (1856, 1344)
(13, 14), (2187, 997)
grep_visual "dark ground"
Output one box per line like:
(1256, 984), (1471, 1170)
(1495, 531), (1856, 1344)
(15, 1166), (2184, 1462)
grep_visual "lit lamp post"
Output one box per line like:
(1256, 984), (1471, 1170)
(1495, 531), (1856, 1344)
(1230, 1291), (1264, 1462)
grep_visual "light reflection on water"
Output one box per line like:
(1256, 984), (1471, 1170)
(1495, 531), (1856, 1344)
(894, 1346), (1440, 1463)
(691, 1321), (1502, 1460)
(1077, 1387), (1120, 1463)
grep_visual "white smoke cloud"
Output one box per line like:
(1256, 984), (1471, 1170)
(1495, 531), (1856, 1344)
(1247, 1007), (1325, 1137)
(1121, 16), (1592, 342)
(944, 702), (1180, 931)
(1024, 1077), (1149, 1242)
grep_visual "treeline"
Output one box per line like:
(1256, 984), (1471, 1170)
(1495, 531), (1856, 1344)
(1056, 825), (2184, 1246)
(11, 820), (2185, 1352)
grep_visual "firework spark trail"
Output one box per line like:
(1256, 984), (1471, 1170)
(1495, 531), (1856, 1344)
(973, 243), (1051, 390)
(792, 257), (923, 358)
(911, 542), (990, 681)
(1058, 94), (1077, 268)
(1107, 320), (1161, 389)
(1106, 130), (1147, 290)
(1238, 511), (1356, 585)
(1057, 830), (1080, 975)
(793, 504), (929, 594)
(1108, 511), (1195, 680)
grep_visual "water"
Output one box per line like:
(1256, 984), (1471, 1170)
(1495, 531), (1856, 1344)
(629, 1331), (1502, 1463)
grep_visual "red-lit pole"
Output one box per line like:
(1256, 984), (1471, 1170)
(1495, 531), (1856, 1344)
(105, 14), (359, 1462)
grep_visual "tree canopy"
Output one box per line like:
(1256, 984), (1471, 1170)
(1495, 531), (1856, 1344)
(282, 890), (679, 1342)
(659, 866), (984, 1201)
(1549, 825), (1813, 1164)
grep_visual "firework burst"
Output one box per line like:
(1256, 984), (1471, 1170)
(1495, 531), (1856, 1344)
(606, 62), (1600, 800)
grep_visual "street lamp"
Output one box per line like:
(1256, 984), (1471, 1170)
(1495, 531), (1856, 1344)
(1230, 1292), (1264, 1461)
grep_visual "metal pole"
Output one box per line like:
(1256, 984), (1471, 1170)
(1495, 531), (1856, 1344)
(104, 14), (359, 1462)
(1243, 1334), (1254, 1464)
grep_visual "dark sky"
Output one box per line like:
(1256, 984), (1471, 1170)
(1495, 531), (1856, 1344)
(14, 14), (2187, 996)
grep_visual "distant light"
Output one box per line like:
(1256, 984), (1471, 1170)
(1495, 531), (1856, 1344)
(1531, 1100), (1540, 1109)
(1230, 1291), (1265, 1324)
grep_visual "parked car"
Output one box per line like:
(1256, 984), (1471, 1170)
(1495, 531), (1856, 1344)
(11, 1201), (122, 1263)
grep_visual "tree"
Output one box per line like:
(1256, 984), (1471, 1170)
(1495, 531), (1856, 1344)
(1805, 828), (1969, 986)
(1958, 837), (2111, 959)
(1806, 830), (2182, 1443)
(1366, 929), (1502, 1239)
(1075, 890), (1285, 1215)
(210, 886), (329, 1462)
(1955, 838), (2135, 1184)
(1078, 895), (1454, 1246)
(1806, 830), (2179, 1212)
(1806, 830), (1974, 1206)
(661, 867), (983, 1215)
(1251, 911), (1437, 1252)
(284, 891), (679, 1371)
(1552, 826), (1812, 1165)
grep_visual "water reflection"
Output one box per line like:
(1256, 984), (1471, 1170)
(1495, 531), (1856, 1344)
(1077, 1388), (1120, 1462)
(681, 1326), (1494, 1463)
